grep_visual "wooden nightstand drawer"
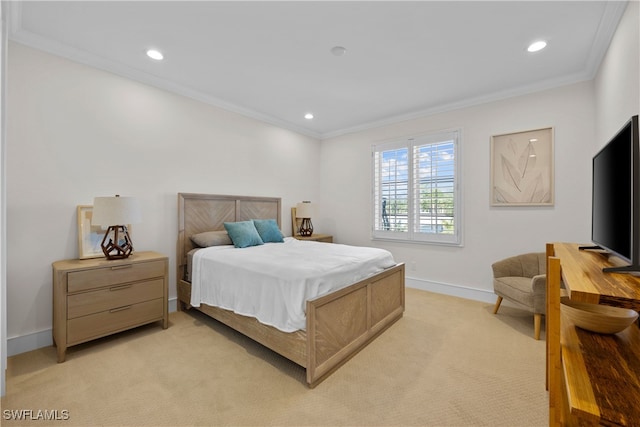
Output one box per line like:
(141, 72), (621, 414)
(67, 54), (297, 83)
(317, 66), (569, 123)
(67, 279), (165, 319)
(67, 298), (164, 345)
(53, 251), (169, 362)
(67, 260), (166, 293)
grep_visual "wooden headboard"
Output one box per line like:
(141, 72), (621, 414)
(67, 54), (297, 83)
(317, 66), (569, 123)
(177, 193), (281, 282)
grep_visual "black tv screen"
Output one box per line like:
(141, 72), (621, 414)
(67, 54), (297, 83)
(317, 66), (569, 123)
(591, 115), (639, 272)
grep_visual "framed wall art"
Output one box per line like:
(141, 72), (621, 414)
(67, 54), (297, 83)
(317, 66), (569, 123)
(490, 127), (554, 206)
(77, 205), (105, 259)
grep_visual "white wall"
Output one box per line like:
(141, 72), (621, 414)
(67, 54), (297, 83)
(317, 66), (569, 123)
(4, 1), (638, 356)
(594, 0), (639, 144)
(318, 1), (639, 301)
(5, 42), (321, 354)
(319, 81), (595, 300)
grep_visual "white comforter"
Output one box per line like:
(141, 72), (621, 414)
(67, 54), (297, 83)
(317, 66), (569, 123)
(190, 237), (396, 332)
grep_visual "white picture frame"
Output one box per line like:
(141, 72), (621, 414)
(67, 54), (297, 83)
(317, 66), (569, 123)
(77, 205), (104, 259)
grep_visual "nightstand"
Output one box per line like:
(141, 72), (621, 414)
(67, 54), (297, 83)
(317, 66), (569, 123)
(293, 233), (333, 243)
(52, 251), (168, 362)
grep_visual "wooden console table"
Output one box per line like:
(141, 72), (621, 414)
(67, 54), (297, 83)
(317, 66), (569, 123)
(546, 243), (640, 426)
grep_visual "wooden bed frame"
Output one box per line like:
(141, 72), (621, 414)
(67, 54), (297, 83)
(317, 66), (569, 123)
(176, 193), (405, 387)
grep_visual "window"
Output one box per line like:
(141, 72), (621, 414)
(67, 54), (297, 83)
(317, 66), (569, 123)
(372, 129), (462, 245)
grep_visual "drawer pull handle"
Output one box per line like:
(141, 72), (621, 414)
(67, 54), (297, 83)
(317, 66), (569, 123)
(111, 264), (133, 271)
(109, 305), (132, 313)
(110, 284), (132, 292)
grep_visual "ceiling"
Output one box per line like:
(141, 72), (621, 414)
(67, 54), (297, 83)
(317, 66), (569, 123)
(7, 1), (628, 139)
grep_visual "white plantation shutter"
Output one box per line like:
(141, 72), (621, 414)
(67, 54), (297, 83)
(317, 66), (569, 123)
(372, 130), (462, 245)
(373, 144), (409, 234)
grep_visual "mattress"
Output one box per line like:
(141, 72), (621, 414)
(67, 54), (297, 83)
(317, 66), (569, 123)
(190, 237), (396, 332)
(186, 248), (200, 282)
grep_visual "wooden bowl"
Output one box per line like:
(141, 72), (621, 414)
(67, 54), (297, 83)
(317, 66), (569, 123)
(561, 298), (639, 334)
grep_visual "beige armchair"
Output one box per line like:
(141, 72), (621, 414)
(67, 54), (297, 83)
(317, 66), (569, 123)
(491, 252), (546, 340)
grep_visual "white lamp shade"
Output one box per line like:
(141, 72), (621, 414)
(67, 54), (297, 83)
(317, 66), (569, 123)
(296, 202), (313, 219)
(92, 196), (142, 226)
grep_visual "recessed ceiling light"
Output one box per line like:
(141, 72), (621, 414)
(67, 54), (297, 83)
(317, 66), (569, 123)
(331, 46), (347, 56)
(527, 41), (547, 53)
(146, 49), (164, 61)
(304, 113), (314, 120)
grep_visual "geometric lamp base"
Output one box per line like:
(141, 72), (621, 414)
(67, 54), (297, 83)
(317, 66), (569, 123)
(298, 218), (314, 237)
(100, 225), (134, 260)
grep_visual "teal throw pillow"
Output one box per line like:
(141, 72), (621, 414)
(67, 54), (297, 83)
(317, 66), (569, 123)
(223, 221), (264, 248)
(253, 219), (284, 243)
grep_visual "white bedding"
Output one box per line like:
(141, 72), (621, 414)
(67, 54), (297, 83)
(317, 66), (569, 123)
(190, 237), (396, 332)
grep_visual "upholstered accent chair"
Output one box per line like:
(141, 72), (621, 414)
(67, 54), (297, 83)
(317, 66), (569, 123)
(491, 252), (547, 340)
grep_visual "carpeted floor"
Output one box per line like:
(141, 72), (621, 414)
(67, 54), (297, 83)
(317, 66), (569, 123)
(2, 288), (548, 426)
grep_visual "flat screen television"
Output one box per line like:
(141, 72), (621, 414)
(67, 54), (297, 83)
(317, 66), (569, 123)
(589, 114), (640, 273)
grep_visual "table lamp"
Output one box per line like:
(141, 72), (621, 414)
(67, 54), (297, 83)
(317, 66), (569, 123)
(296, 201), (314, 236)
(91, 195), (141, 260)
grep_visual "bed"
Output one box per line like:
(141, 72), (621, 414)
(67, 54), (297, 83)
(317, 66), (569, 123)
(177, 193), (405, 387)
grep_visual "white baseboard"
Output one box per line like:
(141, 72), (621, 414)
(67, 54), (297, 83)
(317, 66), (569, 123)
(8, 285), (494, 357)
(7, 298), (179, 357)
(405, 276), (497, 304)
(7, 328), (53, 357)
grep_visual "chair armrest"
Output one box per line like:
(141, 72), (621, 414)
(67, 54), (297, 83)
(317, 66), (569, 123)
(531, 274), (546, 294)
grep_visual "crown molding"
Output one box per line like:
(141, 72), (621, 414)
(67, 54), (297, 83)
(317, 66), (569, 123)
(320, 1), (629, 140)
(583, 0), (629, 80)
(320, 71), (593, 140)
(6, 3), (323, 140)
(7, 1), (625, 142)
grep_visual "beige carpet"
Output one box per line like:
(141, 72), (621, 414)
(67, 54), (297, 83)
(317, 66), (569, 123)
(2, 288), (548, 426)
